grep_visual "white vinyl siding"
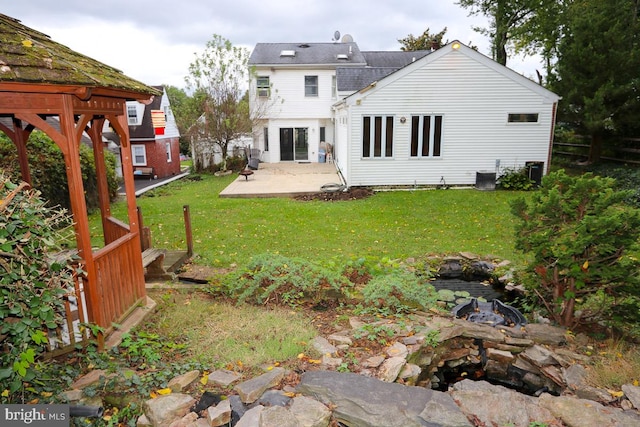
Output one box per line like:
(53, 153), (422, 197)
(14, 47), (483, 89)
(342, 48), (557, 187)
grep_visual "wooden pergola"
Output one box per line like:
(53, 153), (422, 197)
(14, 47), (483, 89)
(0, 14), (162, 347)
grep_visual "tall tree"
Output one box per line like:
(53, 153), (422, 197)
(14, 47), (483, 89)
(164, 85), (206, 155)
(553, 0), (640, 162)
(185, 34), (251, 172)
(457, 0), (537, 66)
(398, 27), (449, 51)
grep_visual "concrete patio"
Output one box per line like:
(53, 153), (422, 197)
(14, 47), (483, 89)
(219, 162), (343, 198)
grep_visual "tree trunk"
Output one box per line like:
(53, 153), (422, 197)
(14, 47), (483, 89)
(588, 132), (603, 163)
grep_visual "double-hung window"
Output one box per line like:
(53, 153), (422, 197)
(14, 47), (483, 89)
(132, 145), (147, 166)
(362, 116), (394, 158)
(410, 115), (443, 157)
(305, 76), (318, 97)
(257, 76), (270, 97)
(127, 105), (138, 125)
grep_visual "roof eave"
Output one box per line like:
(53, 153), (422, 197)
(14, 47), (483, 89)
(0, 81), (161, 101)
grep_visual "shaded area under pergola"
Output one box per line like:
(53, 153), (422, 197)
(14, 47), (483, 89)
(0, 13), (162, 349)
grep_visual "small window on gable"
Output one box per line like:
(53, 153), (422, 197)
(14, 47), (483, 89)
(257, 76), (270, 97)
(305, 76), (318, 97)
(508, 113), (539, 123)
(127, 105), (138, 125)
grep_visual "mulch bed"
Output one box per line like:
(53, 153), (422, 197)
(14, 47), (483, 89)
(294, 188), (373, 201)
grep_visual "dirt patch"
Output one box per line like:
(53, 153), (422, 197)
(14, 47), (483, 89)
(294, 188), (373, 201)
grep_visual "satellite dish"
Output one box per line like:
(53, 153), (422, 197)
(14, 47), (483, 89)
(342, 34), (354, 43)
(333, 30), (340, 41)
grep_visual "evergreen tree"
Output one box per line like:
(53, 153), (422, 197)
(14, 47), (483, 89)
(553, 0), (640, 162)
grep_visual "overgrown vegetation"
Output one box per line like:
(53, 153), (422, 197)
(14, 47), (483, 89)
(0, 130), (119, 211)
(0, 174), (76, 402)
(511, 170), (640, 332)
(498, 167), (536, 191)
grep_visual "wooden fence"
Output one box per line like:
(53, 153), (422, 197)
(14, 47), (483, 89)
(553, 136), (640, 164)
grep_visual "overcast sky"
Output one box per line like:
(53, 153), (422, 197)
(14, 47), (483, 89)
(4, 1), (542, 89)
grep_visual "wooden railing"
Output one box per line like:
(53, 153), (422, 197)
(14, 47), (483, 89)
(93, 232), (146, 336)
(103, 216), (130, 245)
(45, 261), (91, 358)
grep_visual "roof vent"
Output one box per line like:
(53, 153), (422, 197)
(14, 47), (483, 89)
(336, 54), (349, 60)
(280, 50), (296, 57)
(298, 44), (310, 48)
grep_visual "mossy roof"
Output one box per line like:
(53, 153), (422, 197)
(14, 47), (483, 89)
(0, 14), (161, 97)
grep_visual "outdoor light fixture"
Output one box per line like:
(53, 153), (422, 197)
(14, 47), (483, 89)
(400, 117), (407, 123)
(452, 42), (461, 50)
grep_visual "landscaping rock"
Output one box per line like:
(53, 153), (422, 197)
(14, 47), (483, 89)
(235, 405), (263, 427)
(297, 370), (468, 427)
(168, 370), (200, 392)
(289, 396), (331, 427)
(208, 369), (241, 387)
(538, 393), (640, 427)
(256, 389), (291, 407)
(378, 356), (406, 382)
(622, 384), (640, 410)
(234, 367), (286, 403)
(168, 411), (198, 427)
(143, 393), (196, 427)
(386, 341), (408, 358)
(312, 336), (338, 356)
(206, 399), (231, 426)
(259, 405), (298, 427)
(451, 379), (554, 427)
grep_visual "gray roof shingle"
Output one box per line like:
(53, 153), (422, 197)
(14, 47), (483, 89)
(250, 41), (432, 92)
(249, 42), (367, 66)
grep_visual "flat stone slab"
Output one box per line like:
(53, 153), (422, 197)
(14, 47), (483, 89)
(233, 367), (285, 403)
(297, 370), (470, 427)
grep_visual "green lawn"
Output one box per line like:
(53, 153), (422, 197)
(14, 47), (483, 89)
(93, 174), (528, 267)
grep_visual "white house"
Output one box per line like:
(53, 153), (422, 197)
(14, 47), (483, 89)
(249, 40), (560, 187)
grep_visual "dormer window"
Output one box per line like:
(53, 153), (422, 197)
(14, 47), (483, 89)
(280, 50), (296, 57)
(127, 105), (138, 125)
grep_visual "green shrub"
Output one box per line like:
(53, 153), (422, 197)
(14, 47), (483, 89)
(224, 154), (247, 172)
(511, 169), (640, 330)
(0, 174), (77, 402)
(220, 253), (352, 307)
(361, 268), (437, 314)
(0, 130), (119, 211)
(498, 167), (535, 191)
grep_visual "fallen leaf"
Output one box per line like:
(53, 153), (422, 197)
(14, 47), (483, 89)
(608, 389), (624, 398)
(157, 388), (172, 395)
(22, 40), (33, 47)
(1, 390), (9, 397)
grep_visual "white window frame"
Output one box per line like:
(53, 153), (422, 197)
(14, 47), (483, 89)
(257, 76), (270, 97)
(410, 115), (444, 158)
(305, 75), (318, 97)
(127, 105), (138, 125)
(507, 113), (539, 123)
(132, 145), (147, 166)
(362, 115), (394, 159)
(165, 142), (172, 162)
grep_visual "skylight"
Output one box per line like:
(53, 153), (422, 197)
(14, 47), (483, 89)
(280, 50), (296, 57)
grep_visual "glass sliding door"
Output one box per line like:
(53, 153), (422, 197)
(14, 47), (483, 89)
(294, 128), (308, 161)
(280, 127), (308, 161)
